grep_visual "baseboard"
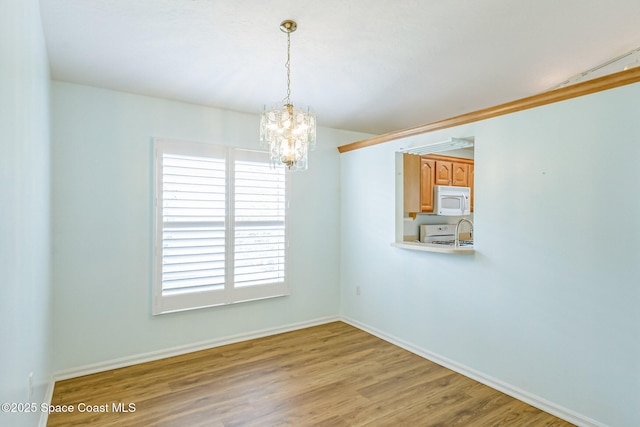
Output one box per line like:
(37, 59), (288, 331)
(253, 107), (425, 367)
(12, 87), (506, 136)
(52, 315), (339, 381)
(340, 316), (606, 427)
(38, 376), (55, 427)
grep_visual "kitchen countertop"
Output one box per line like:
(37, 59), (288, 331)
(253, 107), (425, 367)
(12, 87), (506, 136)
(391, 241), (475, 254)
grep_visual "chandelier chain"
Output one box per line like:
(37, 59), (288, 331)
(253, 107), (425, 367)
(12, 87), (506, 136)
(285, 30), (291, 105)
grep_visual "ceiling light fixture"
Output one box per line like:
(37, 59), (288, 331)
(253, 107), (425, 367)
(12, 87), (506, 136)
(623, 49), (640, 71)
(260, 20), (316, 171)
(549, 46), (640, 90)
(399, 137), (475, 156)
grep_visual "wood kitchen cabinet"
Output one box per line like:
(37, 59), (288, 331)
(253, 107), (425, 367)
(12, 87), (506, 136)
(435, 160), (470, 186)
(452, 162), (469, 186)
(403, 153), (421, 213)
(420, 158), (435, 212)
(435, 161), (453, 185)
(404, 153), (474, 214)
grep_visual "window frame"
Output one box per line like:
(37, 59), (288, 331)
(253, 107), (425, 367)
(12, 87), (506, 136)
(152, 138), (290, 315)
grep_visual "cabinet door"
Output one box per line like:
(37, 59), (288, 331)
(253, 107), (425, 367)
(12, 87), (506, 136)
(452, 162), (468, 186)
(420, 158), (435, 212)
(435, 161), (453, 185)
(403, 154), (420, 213)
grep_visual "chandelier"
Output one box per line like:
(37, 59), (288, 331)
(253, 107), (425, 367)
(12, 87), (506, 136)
(260, 20), (316, 171)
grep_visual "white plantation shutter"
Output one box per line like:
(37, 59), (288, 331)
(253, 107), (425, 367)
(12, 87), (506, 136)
(161, 154), (226, 294)
(153, 139), (289, 314)
(234, 151), (286, 287)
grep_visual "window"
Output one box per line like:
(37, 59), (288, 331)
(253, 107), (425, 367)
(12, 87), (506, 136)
(153, 138), (288, 314)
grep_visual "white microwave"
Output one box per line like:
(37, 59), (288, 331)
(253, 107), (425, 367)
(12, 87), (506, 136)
(434, 186), (471, 216)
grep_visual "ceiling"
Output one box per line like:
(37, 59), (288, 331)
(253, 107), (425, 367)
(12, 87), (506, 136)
(39, 0), (640, 136)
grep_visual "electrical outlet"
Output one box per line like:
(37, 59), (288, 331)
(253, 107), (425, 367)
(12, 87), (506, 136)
(28, 372), (33, 401)
(356, 286), (361, 295)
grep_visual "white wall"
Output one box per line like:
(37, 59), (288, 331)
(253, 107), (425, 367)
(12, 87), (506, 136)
(340, 83), (640, 426)
(51, 82), (370, 372)
(0, 0), (52, 426)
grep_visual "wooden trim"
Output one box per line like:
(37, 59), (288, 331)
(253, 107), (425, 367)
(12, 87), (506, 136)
(423, 153), (474, 164)
(337, 67), (640, 153)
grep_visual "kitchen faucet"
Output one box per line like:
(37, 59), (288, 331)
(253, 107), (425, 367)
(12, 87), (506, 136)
(455, 218), (474, 247)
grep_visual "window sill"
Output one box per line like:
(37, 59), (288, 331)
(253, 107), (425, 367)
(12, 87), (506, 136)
(391, 241), (475, 254)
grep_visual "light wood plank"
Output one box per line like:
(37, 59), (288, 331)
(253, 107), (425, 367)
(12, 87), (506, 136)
(337, 67), (640, 153)
(48, 322), (574, 426)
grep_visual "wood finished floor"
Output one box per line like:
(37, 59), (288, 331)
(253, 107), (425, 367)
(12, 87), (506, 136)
(48, 322), (574, 426)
